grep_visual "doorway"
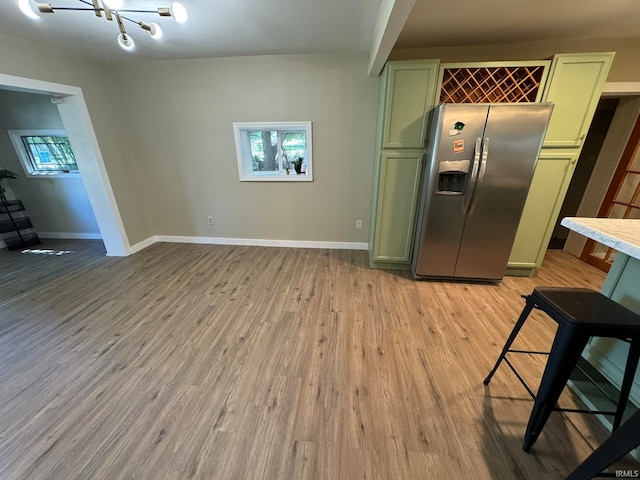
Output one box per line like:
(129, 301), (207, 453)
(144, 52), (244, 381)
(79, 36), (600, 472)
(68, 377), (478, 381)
(0, 73), (129, 256)
(556, 85), (640, 270)
(548, 98), (620, 250)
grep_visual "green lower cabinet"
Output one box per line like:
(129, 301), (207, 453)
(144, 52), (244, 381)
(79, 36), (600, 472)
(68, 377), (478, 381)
(507, 150), (578, 276)
(369, 151), (423, 269)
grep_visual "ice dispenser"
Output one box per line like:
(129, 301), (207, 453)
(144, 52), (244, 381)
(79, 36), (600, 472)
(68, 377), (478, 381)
(436, 160), (470, 195)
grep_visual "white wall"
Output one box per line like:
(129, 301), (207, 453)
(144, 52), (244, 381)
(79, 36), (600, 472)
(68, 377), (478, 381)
(109, 54), (379, 244)
(0, 34), (379, 248)
(0, 90), (100, 237)
(0, 33), (153, 246)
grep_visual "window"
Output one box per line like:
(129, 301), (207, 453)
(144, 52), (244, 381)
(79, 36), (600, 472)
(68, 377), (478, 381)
(7, 129), (79, 177)
(233, 122), (313, 181)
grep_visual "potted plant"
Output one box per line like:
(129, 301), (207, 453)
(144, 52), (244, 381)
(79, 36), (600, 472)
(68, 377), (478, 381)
(292, 157), (304, 175)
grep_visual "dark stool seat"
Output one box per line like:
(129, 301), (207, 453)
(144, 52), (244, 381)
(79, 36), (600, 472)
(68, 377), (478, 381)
(484, 287), (640, 453)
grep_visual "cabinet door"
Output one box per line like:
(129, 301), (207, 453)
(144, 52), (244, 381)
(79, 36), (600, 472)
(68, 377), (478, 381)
(371, 152), (423, 263)
(382, 61), (440, 149)
(508, 151), (578, 271)
(542, 53), (614, 148)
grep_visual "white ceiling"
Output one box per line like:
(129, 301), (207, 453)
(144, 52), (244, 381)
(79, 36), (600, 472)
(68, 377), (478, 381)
(1, 0), (640, 63)
(396, 0), (640, 49)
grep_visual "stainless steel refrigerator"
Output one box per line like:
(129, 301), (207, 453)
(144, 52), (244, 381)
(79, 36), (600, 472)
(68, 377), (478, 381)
(411, 103), (553, 281)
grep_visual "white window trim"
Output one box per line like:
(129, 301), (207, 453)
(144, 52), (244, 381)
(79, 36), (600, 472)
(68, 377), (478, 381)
(233, 121), (313, 182)
(7, 129), (80, 178)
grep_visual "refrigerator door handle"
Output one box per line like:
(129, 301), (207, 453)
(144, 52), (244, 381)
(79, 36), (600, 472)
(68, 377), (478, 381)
(469, 137), (489, 215)
(462, 137), (482, 215)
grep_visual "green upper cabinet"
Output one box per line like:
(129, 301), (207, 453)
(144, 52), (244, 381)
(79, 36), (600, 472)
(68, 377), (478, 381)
(381, 61), (440, 149)
(542, 53), (614, 148)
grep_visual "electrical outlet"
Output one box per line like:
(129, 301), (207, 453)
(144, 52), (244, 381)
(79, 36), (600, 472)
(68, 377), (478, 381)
(207, 216), (214, 225)
(356, 220), (363, 230)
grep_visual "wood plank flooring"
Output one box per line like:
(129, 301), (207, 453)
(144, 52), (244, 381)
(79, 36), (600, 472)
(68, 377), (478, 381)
(0, 238), (106, 306)
(0, 243), (636, 479)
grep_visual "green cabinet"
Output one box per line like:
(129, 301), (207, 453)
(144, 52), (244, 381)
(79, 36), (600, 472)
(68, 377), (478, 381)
(542, 53), (615, 148)
(508, 151), (578, 275)
(371, 152), (423, 264)
(507, 52), (614, 276)
(381, 61), (440, 149)
(369, 60), (440, 269)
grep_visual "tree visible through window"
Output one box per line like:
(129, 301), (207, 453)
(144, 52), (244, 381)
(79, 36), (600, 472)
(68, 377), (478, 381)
(249, 130), (306, 173)
(8, 130), (79, 176)
(233, 122), (313, 182)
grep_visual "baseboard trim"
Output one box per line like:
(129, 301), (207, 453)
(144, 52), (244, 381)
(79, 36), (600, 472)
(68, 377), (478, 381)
(505, 267), (536, 277)
(128, 235), (368, 254)
(0, 232), (102, 249)
(129, 236), (157, 254)
(38, 232), (103, 240)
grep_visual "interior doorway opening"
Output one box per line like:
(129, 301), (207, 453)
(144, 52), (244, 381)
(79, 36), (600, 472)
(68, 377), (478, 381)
(0, 73), (129, 256)
(554, 84), (640, 271)
(548, 98), (620, 250)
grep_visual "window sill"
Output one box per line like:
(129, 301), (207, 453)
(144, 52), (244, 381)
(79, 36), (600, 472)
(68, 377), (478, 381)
(25, 172), (81, 179)
(240, 172), (313, 182)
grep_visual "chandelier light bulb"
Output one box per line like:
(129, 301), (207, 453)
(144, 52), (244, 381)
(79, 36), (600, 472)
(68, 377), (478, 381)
(103, 0), (124, 9)
(148, 22), (163, 39)
(170, 2), (187, 23)
(117, 32), (135, 51)
(19, 0), (40, 19)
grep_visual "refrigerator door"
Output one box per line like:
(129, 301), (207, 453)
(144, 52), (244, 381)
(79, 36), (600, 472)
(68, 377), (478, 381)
(412, 104), (490, 277)
(454, 104), (553, 280)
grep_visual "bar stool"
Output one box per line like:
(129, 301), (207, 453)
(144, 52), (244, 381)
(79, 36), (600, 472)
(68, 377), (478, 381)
(484, 287), (640, 453)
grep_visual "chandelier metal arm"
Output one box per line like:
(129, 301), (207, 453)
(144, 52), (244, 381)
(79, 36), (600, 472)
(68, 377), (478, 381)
(44, 7), (163, 15)
(119, 14), (144, 26)
(45, 0), (167, 15)
(116, 9), (164, 14)
(90, 0), (101, 17)
(42, 7), (97, 11)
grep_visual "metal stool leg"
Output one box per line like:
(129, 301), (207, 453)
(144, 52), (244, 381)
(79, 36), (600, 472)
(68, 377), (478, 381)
(484, 297), (535, 385)
(566, 409), (640, 480)
(613, 338), (640, 431)
(523, 323), (590, 452)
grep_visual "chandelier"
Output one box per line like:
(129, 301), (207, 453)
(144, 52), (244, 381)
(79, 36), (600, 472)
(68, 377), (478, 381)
(18, 0), (188, 51)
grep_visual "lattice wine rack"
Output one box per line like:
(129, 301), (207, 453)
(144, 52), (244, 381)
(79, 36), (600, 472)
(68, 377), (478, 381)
(440, 66), (546, 104)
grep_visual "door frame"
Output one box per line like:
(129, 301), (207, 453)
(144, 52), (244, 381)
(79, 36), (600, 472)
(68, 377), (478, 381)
(580, 110), (640, 271)
(0, 73), (129, 256)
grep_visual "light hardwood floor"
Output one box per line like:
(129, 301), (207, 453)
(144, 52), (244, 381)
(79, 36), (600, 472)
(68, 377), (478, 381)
(0, 243), (636, 479)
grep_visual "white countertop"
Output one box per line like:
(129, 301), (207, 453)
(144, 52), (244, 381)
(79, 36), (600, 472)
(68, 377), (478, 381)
(561, 217), (640, 260)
